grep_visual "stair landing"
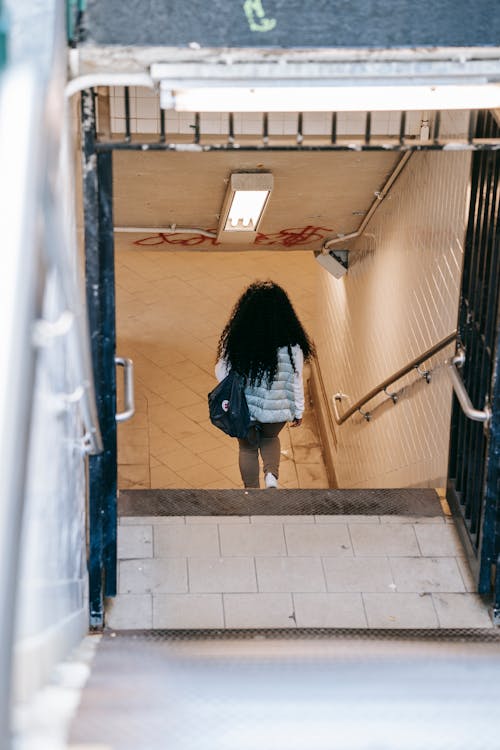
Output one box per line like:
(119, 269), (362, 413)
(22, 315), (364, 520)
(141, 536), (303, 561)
(108, 489), (493, 630)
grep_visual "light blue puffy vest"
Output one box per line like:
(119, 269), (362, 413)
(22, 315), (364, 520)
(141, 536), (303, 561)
(245, 347), (297, 423)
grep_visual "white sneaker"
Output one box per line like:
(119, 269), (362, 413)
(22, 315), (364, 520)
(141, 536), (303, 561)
(265, 472), (279, 489)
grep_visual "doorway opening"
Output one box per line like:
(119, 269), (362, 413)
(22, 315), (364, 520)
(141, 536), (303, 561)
(114, 241), (329, 491)
(82, 87), (500, 625)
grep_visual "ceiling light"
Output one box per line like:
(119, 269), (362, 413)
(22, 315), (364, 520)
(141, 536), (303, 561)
(160, 84), (500, 112)
(217, 172), (273, 244)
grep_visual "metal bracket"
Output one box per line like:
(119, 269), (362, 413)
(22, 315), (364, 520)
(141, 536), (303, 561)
(383, 386), (398, 404)
(80, 426), (103, 455)
(415, 365), (432, 383)
(358, 407), (371, 422)
(59, 384), (85, 404)
(332, 392), (350, 424)
(49, 385), (85, 416)
(32, 310), (74, 348)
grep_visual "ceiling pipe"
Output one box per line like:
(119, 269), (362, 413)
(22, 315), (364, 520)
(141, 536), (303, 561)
(65, 73), (154, 99)
(114, 225), (217, 238)
(322, 151), (413, 250)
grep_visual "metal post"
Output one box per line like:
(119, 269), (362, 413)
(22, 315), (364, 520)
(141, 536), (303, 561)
(81, 88), (118, 626)
(97, 147), (118, 600)
(483, 308), (500, 612)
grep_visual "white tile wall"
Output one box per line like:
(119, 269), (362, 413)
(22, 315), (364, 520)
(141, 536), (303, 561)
(314, 151), (471, 488)
(107, 88), (467, 141)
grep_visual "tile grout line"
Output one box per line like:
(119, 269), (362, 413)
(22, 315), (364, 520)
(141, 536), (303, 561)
(412, 523), (424, 557)
(282, 522), (289, 557)
(290, 592), (298, 628)
(253, 556), (259, 593)
(319, 556), (329, 594)
(454, 555), (471, 592)
(429, 592), (443, 629)
(360, 591), (370, 629)
(185, 556), (190, 594)
(216, 523), (222, 557)
(346, 522), (356, 558)
(221, 593), (227, 629)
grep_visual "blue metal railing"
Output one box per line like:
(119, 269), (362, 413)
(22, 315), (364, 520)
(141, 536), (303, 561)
(447, 110), (500, 623)
(67, 0), (85, 45)
(0, 0), (8, 68)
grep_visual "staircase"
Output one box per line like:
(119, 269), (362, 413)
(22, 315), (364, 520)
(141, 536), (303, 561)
(107, 488), (493, 631)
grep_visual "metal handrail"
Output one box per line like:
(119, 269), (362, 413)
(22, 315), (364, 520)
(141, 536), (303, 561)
(0, 30), (102, 750)
(115, 356), (135, 422)
(53, 98), (104, 455)
(447, 348), (492, 425)
(0, 64), (45, 750)
(332, 331), (457, 425)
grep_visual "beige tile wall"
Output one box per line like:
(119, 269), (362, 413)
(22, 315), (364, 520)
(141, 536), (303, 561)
(314, 151), (472, 488)
(115, 242), (329, 489)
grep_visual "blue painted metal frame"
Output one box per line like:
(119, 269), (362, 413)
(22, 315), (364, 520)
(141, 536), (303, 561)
(447, 111), (500, 621)
(81, 88), (117, 628)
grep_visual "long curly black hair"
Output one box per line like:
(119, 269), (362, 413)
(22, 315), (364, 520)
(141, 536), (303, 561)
(216, 280), (315, 386)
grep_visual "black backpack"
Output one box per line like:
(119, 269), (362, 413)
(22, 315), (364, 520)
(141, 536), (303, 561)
(208, 371), (252, 439)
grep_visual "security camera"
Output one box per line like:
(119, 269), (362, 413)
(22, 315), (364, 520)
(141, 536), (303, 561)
(314, 249), (349, 279)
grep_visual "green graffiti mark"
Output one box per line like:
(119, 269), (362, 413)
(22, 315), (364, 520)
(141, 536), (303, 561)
(243, 0), (277, 32)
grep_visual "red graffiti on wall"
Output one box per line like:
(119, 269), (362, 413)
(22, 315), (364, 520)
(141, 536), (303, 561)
(133, 225), (333, 249)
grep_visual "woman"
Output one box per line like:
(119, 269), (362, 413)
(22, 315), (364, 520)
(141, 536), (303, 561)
(215, 280), (314, 489)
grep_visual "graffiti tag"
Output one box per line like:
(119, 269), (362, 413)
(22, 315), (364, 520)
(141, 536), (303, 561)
(133, 225), (333, 249)
(243, 0), (277, 32)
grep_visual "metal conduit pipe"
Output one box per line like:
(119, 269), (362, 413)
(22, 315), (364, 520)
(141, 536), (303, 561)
(321, 151), (413, 250)
(114, 225), (217, 238)
(65, 72), (154, 98)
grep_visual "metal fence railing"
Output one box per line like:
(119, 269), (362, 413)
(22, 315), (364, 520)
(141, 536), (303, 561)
(0, 7), (102, 746)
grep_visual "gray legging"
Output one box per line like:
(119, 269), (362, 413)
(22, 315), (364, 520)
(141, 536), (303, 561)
(237, 422), (287, 488)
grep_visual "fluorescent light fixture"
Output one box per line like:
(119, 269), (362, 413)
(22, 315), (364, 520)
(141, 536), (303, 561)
(217, 172), (273, 243)
(161, 84), (500, 112)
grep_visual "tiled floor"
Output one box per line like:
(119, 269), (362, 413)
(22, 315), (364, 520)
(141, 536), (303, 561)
(107, 510), (494, 630)
(115, 236), (329, 490)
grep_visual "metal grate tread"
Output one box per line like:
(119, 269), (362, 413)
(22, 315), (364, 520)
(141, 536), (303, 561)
(119, 487), (442, 517)
(104, 627), (500, 643)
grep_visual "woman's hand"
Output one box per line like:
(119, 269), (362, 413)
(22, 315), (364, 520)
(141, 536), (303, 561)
(290, 418), (302, 428)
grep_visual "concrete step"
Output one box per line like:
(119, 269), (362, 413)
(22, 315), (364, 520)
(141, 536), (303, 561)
(106, 490), (494, 632)
(69, 629), (500, 750)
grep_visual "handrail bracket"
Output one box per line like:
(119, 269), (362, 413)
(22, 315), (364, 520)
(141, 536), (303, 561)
(447, 347), (491, 430)
(332, 331), (457, 426)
